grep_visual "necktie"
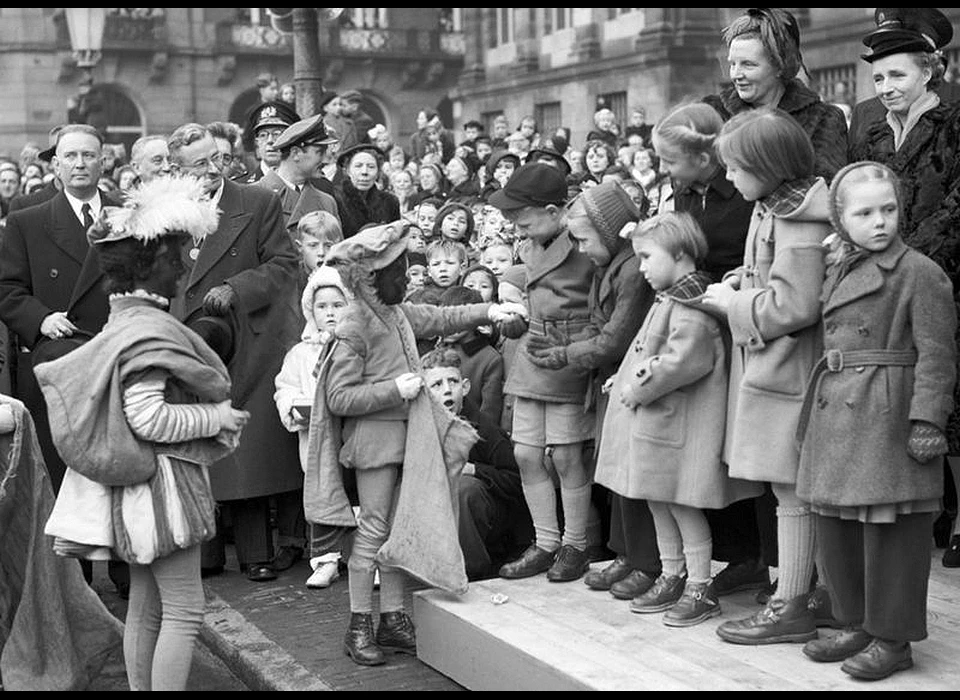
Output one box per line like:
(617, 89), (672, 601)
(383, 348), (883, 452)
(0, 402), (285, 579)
(81, 203), (93, 231)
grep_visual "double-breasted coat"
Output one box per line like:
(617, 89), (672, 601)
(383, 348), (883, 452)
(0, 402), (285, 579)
(796, 240), (957, 508)
(595, 278), (762, 508)
(504, 229), (594, 404)
(0, 190), (121, 489)
(724, 179), (830, 484)
(171, 178), (301, 500)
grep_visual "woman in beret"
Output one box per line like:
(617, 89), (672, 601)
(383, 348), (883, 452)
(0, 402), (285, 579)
(333, 144), (401, 239)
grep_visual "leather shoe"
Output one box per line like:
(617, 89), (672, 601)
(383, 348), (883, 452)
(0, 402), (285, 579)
(246, 564), (278, 582)
(344, 613), (385, 666)
(610, 570), (656, 600)
(584, 555), (633, 591)
(807, 585), (843, 629)
(841, 638), (912, 680)
(547, 545), (590, 583)
(499, 545), (557, 579)
(943, 535), (960, 568)
(201, 565), (224, 579)
(803, 627), (872, 663)
(716, 593), (817, 645)
(272, 545), (304, 572)
(712, 558), (770, 596)
(376, 610), (417, 655)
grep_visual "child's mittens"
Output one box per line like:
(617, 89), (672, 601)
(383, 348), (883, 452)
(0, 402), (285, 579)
(499, 315), (528, 339)
(907, 421), (948, 463)
(526, 329), (568, 369)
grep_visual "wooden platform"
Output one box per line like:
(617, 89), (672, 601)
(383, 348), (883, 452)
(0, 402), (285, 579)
(414, 556), (960, 691)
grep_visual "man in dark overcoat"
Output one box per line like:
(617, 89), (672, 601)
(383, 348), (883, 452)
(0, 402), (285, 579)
(167, 122), (302, 582)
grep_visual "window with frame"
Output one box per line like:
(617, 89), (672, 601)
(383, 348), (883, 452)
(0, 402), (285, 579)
(494, 8), (514, 46)
(809, 64), (857, 106)
(606, 9), (642, 20)
(535, 102), (562, 138)
(543, 8), (572, 35)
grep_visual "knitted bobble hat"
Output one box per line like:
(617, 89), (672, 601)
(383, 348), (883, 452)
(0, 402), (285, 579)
(579, 180), (640, 253)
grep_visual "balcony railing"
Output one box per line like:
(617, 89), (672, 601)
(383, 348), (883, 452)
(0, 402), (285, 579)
(53, 9), (167, 51)
(333, 27), (464, 57)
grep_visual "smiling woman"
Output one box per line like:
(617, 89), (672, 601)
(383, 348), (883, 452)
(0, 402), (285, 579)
(702, 7), (848, 182)
(848, 8), (960, 558)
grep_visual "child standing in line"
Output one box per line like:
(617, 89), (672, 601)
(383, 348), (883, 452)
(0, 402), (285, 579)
(796, 162), (957, 680)
(652, 102), (773, 599)
(699, 108), (830, 646)
(596, 212), (762, 626)
(479, 238), (517, 280)
(407, 238), (470, 311)
(490, 162), (597, 583)
(274, 266), (352, 589)
(526, 181), (661, 599)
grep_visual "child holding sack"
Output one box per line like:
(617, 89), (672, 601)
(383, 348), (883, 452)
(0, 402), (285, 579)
(38, 176), (250, 691)
(796, 162), (957, 681)
(595, 212), (760, 626)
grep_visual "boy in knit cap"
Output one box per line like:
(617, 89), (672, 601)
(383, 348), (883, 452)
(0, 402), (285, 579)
(528, 181), (663, 599)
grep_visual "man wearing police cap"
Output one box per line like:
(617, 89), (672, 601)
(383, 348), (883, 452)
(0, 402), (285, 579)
(242, 100), (300, 184)
(255, 114), (341, 241)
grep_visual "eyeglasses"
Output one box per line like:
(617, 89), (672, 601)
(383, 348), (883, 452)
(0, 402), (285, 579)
(171, 152), (225, 173)
(255, 128), (285, 141)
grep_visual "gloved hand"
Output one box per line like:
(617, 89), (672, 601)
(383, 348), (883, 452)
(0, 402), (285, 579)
(203, 284), (236, 316)
(907, 420), (948, 463)
(499, 314), (528, 339)
(526, 326), (570, 370)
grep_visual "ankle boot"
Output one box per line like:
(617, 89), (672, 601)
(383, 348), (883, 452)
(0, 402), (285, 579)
(343, 613), (385, 666)
(376, 610), (417, 655)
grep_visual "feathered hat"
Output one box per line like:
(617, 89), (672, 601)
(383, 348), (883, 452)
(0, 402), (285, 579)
(87, 176), (220, 247)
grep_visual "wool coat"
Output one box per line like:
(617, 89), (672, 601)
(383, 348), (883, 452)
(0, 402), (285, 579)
(704, 79), (849, 182)
(171, 178), (301, 501)
(724, 179), (830, 484)
(504, 229), (594, 404)
(796, 239), (957, 508)
(595, 284), (762, 508)
(0, 190), (122, 489)
(848, 97), (960, 452)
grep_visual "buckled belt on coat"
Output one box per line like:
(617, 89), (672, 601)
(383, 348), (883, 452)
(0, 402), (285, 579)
(796, 348), (918, 444)
(526, 317), (591, 337)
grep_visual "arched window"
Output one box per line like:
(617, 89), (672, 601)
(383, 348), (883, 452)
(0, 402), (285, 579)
(79, 84), (144, 160)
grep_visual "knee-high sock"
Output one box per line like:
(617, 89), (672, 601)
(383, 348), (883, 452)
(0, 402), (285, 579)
(560, 482), (592, 550)
(650, 502), (686, 578)
(684, 539), (713, 584)
(775, 504), (815, 601)
(522, 479), (561, 552)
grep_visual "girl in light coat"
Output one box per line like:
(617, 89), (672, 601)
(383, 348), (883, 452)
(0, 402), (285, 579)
(596, 212), (760, 627)
(699, 108), (830, 646)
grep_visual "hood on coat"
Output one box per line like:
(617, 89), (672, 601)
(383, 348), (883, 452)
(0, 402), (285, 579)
(776, 177), (831, 224)
(301, 265), (351, 343)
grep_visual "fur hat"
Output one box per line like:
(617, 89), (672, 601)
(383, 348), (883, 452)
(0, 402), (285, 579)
(577, 180), (640, 253)
(325, 219), (410, 271)
(87, 175), (219, 247)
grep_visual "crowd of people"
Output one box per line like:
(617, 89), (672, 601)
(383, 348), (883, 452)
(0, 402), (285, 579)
(2, 6), (960, 690)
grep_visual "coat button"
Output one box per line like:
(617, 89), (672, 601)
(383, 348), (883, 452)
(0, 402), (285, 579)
(49, 268), (59, 278)
(748, 336), (758, 345)
(817, 397), (828, 409)
(187, 290), (196, 299)
(855, 366), (865, 373)
(845, 399), (855, 409)
(857, 327), (869, 336)
(229, 248), (238, 257)
(825, 323), (835, 334)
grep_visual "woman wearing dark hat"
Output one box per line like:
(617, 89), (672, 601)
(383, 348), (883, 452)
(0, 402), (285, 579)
(703, 7), (849, 182)
(333, 143), (400, 239)
(408, 160), (449, 210)
(849, 7), (960, 570)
